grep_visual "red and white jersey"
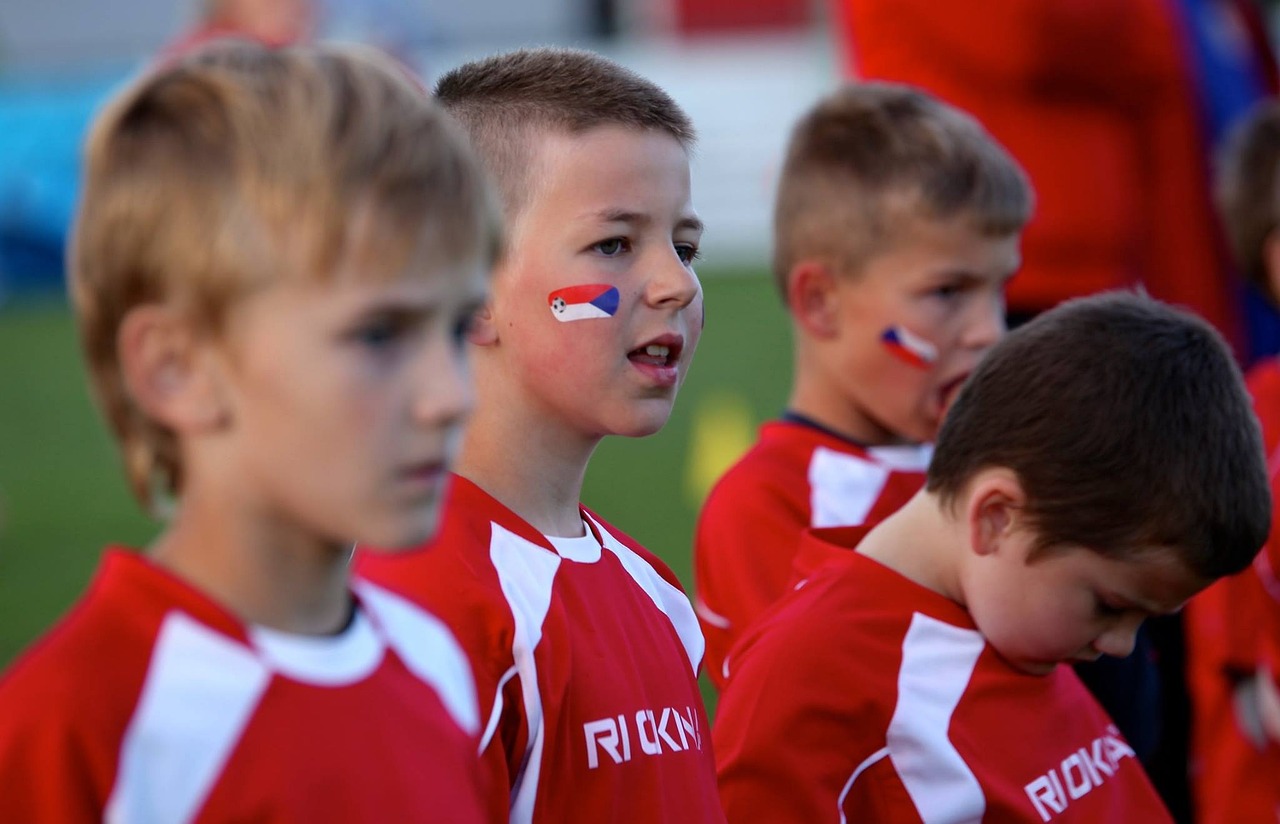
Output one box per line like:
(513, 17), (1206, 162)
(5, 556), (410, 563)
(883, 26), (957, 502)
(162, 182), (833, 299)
(714, 527), (1171, 824)
(0, 550), (487, 823)
(356, 475), (725, 824)
(694, 418), (930, 688)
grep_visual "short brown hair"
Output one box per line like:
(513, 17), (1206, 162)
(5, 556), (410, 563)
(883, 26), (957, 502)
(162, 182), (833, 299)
(71, 40), (501, 508)
(773, 82), (1032, 301)
(434, 47), (695, 219)
(1215, 99), (1280, 302)
(928, 291), (1270, 579)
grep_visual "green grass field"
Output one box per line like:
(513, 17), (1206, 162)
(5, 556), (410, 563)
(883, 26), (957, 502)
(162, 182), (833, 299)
(0, 270), (793, 692)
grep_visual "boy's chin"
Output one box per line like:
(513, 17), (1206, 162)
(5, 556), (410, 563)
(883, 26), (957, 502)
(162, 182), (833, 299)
(354, 510), (443, 554)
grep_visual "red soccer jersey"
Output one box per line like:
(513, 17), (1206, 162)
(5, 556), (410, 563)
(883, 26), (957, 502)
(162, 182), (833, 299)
(0, 550), (488, 823)
(1184, 342), (1280, 823)
(714, 528), (1172, 824)
(1242, 358), (1280, 822)
(356, 475), (725, 824)
(694, 419), (930, 688)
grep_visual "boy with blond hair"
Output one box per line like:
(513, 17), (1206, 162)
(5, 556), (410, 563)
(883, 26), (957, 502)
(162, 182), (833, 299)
(0, 41), (501, 821)
(714, 291), (1271, 822)
(357, 47), (723, 823)
(1183, 98), (1280, 823)
(694, 82), (1031, 688)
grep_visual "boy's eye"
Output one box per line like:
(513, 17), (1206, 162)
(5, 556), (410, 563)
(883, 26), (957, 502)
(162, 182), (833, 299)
(594, 238), (629, 257)
(676, 243), (701, 266)
(932, 283), (963, 299)
(354, 321), (401, 348)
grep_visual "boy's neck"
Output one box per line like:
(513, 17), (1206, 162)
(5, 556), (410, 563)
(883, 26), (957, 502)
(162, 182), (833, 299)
(148, 485), (354, 635)
(854, 491), (965, 606)
(788, 369), (915, 447)
(456, 403), (596, 537)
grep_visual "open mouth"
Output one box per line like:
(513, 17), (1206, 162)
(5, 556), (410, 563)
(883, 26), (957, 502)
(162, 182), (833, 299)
(627, 336), (683, 368)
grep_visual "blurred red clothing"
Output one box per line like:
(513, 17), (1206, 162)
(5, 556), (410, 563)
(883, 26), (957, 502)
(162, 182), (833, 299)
(832, 0), (1241, 351)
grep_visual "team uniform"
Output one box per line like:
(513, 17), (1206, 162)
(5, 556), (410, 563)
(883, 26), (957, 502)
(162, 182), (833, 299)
(1201, 356), (1280, 824)
(714, 527), (1171, 824)
(357, 475), (725, 824)
(693, 415), (930, 688)
(0, 549), (488, 823)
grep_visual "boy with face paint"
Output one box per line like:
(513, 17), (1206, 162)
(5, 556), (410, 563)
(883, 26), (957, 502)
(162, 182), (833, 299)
(356, 48), (723, 824)
(713, 291), (1271, 823)
(694, 83), (1031, 689)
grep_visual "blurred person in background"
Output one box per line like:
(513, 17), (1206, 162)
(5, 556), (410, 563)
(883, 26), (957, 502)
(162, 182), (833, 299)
(162, 0), (314, 59)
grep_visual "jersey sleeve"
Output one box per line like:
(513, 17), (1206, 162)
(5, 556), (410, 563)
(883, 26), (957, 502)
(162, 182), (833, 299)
(713, 593), (886, 823)
(0, 661), (111, 822)
(694, 471), (807, 691)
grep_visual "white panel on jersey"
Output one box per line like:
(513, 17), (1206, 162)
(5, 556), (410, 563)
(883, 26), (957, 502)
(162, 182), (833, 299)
(249, 611), (381, 687)
(808, 445), (932, 528)
(489, 523), (562, 824)
(105, 612), (271, 824)
(354, 580), (481, 736)
(886, 613), (986, 823)
(809, 447), (889, 528)
(589, 513), (705, 674)
(865, 444), (934, 473)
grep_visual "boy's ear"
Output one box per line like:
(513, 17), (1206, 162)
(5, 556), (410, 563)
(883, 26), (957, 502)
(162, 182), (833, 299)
(787, 260), (840, 339)
(466, 301), (499, 346)
(117, 305), (229, 434)
(965, 468), (1027, 558)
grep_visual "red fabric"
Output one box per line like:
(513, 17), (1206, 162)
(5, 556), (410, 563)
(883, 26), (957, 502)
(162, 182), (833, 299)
(357, 475), (725, 824)
(0, 550), (487, 822)
(832, 0), (1241, 352)
(694, 420), (928, 689)
(714, 532), (1172, 823)
(1196, 357), (1280, 824)
(1186, 357), (1280, 823)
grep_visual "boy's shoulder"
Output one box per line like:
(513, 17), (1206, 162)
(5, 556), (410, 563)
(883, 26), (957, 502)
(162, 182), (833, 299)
(700, 419), (931, 531)
(0, 550), (222, 773)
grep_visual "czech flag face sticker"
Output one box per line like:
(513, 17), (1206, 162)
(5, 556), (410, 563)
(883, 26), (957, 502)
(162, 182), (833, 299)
(548, 284), (621, 322)
(881, 324), (938, 369)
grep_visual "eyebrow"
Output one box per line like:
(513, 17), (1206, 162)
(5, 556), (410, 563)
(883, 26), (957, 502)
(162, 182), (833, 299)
(591, 208), (705, 235)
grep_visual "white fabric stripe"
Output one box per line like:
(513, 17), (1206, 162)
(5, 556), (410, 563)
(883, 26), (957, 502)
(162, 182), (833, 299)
(808, 444), (932, 529)
(590, 512), (705, 673)
(808, 448), (891, 528)
(489, 524), (562, 824)
(105, 613), (270, 824)
(694, 597), (731, 630)
(355, 581), (480, 736)
(865, 443), (934, 472)
(886, 613), (986, 824)
(480, 665), (520, 754)
(838, 746), (890, 824)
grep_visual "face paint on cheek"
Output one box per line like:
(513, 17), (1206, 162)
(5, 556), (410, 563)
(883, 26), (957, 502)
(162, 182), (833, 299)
(881, 324), (938, 369)
(548, 284), (620, 322)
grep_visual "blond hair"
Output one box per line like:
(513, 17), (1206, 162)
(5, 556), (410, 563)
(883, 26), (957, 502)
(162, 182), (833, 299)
(70, 40), (501, 508)
(773, 82), (1032, 301)
(434, 47), (695, 220)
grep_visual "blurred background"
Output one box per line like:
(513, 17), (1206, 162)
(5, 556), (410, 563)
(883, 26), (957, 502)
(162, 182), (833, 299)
(8, 6), (1280, 823)
(0, 0), (837, 667)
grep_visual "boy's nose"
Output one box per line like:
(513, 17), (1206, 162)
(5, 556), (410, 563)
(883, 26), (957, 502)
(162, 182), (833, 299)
(1092, 616), (1143, 659)
(413, 344), (474, 427)
(645, 253), (700, 309)
(962, 295), (1006, 350)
